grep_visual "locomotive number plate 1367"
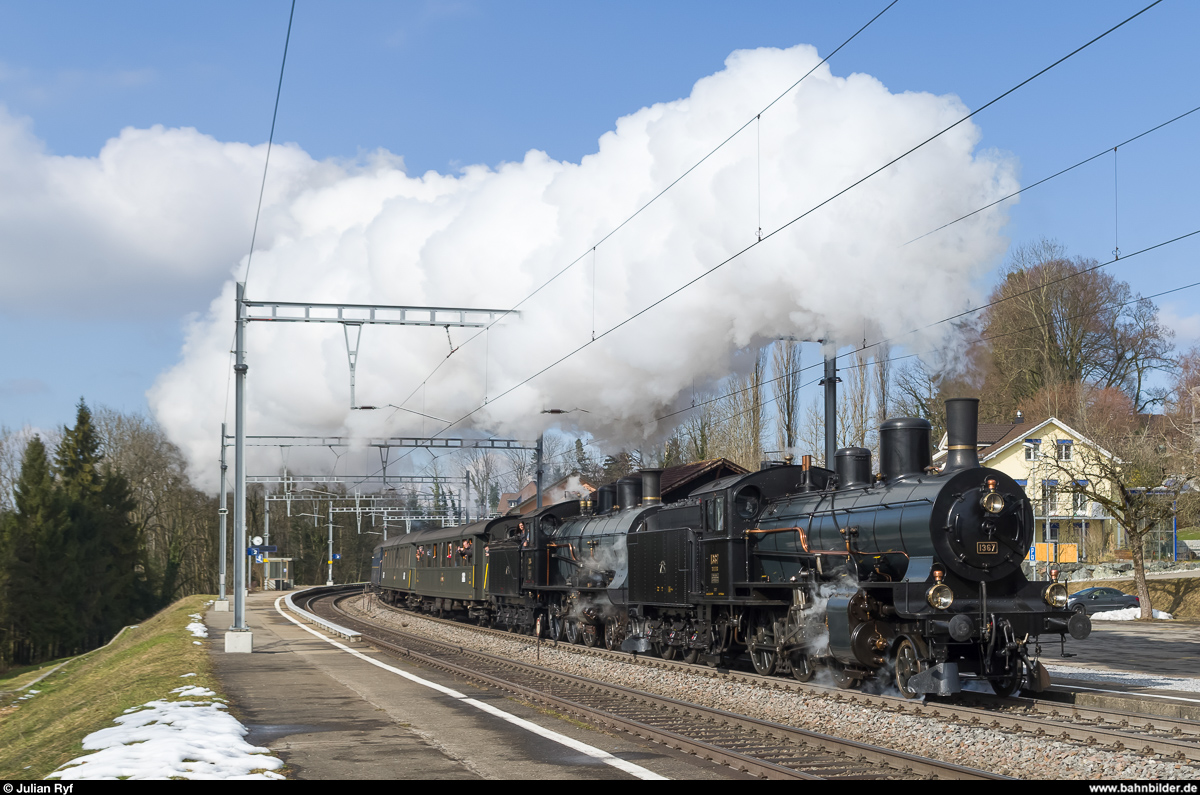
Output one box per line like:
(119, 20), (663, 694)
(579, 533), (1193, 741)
(977, 541), (999, 554)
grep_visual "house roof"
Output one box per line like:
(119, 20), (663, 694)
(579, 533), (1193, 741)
(660, 458), (748, 500)
(979, 416), (1117, 463)
(510, 473), (597, 514)
(978, 422), (1039, 459)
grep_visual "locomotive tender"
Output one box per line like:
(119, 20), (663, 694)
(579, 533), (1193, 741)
(372, 398), (1091, 697)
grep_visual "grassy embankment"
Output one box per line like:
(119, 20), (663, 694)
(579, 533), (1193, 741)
(0, 595), (222, 779)
(1067, 577), (1200, 618)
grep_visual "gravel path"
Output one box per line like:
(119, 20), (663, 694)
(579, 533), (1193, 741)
(344, 597), (1197, 780)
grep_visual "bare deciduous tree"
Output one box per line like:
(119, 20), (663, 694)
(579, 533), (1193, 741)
(772, 339), (802, 453)
(712, 350), (767, 470)
(982, 239), (1173, 415)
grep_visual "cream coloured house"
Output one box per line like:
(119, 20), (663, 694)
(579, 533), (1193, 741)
(934, 416), (1116, 562)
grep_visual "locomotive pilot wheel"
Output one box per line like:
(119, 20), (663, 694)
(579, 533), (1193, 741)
(828, 662), (860, 690)
(790, 653), (814, 682)
(988, 672), (1021, 698)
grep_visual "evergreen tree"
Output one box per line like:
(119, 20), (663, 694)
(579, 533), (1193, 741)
(55, 400), (149, 650)
(3, 435), (71, 664)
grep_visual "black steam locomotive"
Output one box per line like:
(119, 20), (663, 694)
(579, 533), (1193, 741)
(372, 398), (1091, 697)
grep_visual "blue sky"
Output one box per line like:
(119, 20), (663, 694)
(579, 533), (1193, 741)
(1, 0), (1197, 443)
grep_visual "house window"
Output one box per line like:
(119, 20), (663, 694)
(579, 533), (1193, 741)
(1042, 482), (1058, 516)
(1057, 441), (1073, 461)
(1072, 492), (1088, 513)
(1024, 439), (1041, 460)
(1047, 521), (1060, 542)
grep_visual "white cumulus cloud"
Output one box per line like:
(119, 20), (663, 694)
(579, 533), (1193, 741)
(2, 45), (1020, 490)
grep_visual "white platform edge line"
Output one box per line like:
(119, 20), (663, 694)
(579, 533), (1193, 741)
(283, 589), (362, 640)
(272, 596), (668, 780)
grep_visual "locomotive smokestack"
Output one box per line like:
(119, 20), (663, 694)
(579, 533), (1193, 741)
(945, 398), (981, 471)
(640, 468), (663, 504)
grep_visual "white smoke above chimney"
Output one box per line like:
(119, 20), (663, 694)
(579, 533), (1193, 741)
(146, 43), (1017, 490)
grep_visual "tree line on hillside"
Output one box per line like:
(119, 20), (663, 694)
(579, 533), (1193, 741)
(0, 402), (166, 667)
(0, 402), (410, 669)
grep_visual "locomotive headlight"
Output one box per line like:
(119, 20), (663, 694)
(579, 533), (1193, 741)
(926, 583), (954, 610)
(981, 491), (1005, 514)
(1043, 582), (1069, 609)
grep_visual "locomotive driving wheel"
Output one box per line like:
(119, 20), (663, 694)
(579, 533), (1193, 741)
(681, 633), (702, 665)
(583, 623), (601, 647)
(894, 638), (924, 699)
(549, 613), (565, 642)
(604, 617), (624, 651)
(565, 619), (582, 645)
(749, 626), (777, 676)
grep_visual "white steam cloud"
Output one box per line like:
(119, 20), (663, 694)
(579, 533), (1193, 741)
(5, 45), (1020, 490)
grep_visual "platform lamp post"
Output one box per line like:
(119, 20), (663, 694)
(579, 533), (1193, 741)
(214, 423), (230, 612)
(226, 282), (253, 653)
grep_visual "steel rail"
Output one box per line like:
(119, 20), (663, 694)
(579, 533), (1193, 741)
(362, 594), (1200, 765)
(313, 589), (1006, 780)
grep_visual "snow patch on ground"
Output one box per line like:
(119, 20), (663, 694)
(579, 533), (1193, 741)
(180, 673), (196, 678)
(1090, 607), (1174, 621)
(186, 615), (208, 638)
(48, 681), (284, 780)
(1046, 664), (1200, 693)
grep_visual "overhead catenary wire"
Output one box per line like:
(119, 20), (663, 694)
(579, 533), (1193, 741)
(241, 0), (297, 291)
(221, 0), (297, 435)
(388, 0), (1164, 439)
(346, 1), (1173, 491)
(904, 102), (1200, 246)
(344, 247), (1200, 500)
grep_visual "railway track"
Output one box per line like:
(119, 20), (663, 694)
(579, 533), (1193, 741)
(297, 587), (1007, 780)
(334, 589), (1200, 768)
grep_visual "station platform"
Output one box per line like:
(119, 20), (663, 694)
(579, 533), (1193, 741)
(205, 591), (742, 781)
(1043, 618), (1200, 719)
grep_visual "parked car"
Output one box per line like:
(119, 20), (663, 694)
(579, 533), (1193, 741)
(1067, 587), (1140, 615)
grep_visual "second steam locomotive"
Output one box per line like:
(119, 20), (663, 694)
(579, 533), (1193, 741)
(372, 398), (1091, 697)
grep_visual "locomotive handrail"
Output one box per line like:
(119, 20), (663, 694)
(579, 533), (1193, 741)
(284, 586), (362, 642)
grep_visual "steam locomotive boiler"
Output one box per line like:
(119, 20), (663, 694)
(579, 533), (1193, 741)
(373, 398), (1092, 697)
